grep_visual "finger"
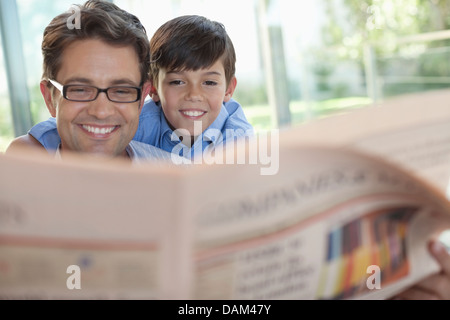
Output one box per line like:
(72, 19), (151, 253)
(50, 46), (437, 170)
(429, 240), (450, 276)
(413, 273), (450, 299)
(393, 286), (439, 300)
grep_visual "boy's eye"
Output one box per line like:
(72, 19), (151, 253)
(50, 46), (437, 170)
(169, 80), (184, 85)
(204, 81), (218, 86)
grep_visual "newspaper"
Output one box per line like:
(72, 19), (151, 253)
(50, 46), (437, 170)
(282, 89), (450, 194)
(1, 89), (450, 300)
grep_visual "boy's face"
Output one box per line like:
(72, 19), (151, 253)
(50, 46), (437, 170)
(41, 39), (150, 158)
(152, 59), (236, 139)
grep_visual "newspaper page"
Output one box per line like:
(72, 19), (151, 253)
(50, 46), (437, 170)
(1, 90), (450, 300)
(183, 145), (450, 300)
(0, 151), (190, 299)
(280, 89), (450, 194)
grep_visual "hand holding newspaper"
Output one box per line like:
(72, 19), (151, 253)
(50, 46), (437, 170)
(1, 89), (450, 300)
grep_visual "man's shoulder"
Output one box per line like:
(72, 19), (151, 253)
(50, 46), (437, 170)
(129, 140), (172, 160)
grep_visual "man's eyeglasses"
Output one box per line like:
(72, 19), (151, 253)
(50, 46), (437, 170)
(49, 79), (142, 103)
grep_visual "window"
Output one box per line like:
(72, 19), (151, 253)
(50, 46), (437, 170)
(0, 0), (76, 152)
(1, 0), (449, 152)
(0, 31), (12, 152)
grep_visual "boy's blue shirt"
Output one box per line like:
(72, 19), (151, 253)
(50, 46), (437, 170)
(28, 98), (254, 158)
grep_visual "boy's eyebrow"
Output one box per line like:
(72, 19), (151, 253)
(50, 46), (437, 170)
(203, 71), (223, 77)
(166, 70), (223, 76)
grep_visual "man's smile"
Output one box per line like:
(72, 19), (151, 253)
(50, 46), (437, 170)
(80, 124), (119, 136)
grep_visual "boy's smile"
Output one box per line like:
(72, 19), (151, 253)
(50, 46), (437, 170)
(152, 59), (236, 144)
(180, 110), (206, 119)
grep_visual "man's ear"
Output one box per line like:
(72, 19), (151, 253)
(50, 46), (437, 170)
(40, 80), (57, 117)
(150, 84), (160, 102)
(139, 81), (152, 111)
(224, 76), (237, 102)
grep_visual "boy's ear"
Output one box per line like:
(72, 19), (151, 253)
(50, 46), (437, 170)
(139, 81), (152, 110)
(150, 84), (160, 102)
(224, 76), (237, 102)
(40, 80), (57, 117)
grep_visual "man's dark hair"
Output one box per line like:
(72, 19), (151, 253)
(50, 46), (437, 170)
(42, 0), (150, 84)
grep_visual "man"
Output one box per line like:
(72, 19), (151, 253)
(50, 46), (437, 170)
(6, 0), (171, 162)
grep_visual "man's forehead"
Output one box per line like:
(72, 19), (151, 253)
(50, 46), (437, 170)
(57, 39), (141, 84)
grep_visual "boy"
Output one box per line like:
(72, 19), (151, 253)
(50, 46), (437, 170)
(136, 15), (253, 159)
(12, 14), (253, 161)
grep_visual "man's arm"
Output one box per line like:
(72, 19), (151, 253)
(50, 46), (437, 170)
(5, 134), (46, 154)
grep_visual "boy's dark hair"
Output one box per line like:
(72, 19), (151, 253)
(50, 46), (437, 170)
(150, 15), (236, 87)
(42, 0), (150, 85)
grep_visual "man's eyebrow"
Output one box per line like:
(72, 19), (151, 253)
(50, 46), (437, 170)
(63, 77), (140, 86)
(110, 78), (141, 86)
(63, 77), (92, 84)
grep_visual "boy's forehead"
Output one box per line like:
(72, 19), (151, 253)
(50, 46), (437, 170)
(163, 59), (226, 74)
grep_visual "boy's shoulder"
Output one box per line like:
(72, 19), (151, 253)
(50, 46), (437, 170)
(224, 98), (241, 114)
(5, 134), (47, 155)
(28, 117), (60, 150)
(141, 99), (163, 118)
(133, 99), (165, 145)
(222, 99), (254, 133)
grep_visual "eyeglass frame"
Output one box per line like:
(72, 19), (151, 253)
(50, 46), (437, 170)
(48, 79), (142, 103)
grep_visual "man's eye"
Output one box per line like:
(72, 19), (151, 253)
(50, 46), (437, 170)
(111, 88), (133, 95)
(68, 87), (89, 93)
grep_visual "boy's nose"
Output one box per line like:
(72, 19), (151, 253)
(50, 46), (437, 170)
(185, 85), (203, 101)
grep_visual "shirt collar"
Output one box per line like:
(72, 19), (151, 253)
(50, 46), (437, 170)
(55, 143), (62, 160)
(202, 104), (229, 143)
(55, 143), (135, 161)
(160, 110), (174, 139)
(160, 103), (230, 157)
(125, 144), (136, 162)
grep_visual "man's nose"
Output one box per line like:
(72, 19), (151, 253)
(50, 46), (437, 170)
(86, 91), (116, 118)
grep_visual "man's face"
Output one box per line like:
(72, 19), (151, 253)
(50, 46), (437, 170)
(152, 59), (236, 141)
(41, 39), (150, 158)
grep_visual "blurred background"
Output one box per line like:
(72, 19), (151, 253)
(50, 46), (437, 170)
(0, 0), (449, 152)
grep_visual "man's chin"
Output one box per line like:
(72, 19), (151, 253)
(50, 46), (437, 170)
(77, 146), (125, 159)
